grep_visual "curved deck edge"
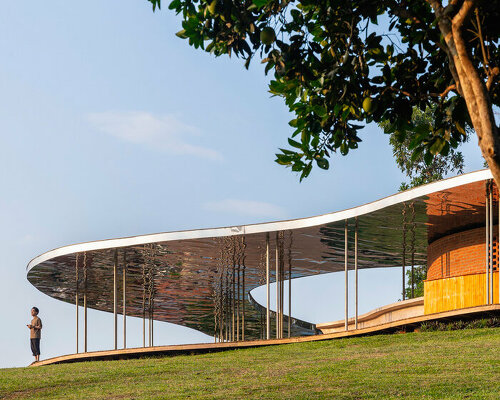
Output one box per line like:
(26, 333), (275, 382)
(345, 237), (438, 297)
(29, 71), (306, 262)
(32, 304), (500, 367)
(316, 297), (425, 334)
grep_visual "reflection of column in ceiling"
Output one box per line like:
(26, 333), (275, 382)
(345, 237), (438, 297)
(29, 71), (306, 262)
(438, 191), (451, 217)
(240, 236), (247, 341)
(213, 240), (222, 342)
(257, 239), (266, 339)
(216, 237), (232, 342)
(145, 244), (156, 347)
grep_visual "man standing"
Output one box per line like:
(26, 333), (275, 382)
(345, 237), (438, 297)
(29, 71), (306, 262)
(27, 307), (42, 362)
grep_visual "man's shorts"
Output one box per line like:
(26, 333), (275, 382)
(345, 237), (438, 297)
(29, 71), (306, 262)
(30, 338), (41, 356)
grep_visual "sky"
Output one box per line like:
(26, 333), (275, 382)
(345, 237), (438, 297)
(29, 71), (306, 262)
(0, 1), (485, 368)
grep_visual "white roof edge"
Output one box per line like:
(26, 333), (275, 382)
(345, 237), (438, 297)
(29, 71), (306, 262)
(27, 169), (492, 273)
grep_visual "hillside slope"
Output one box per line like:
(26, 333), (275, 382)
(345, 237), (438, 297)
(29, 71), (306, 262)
(1, 328), (499, 399)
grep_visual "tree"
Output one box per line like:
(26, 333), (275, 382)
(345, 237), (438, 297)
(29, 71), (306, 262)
(405, 265), (426, 298)
(385, 106), (465, 191)
(386, 106), (466, 299)
(147, 0), (499, 184)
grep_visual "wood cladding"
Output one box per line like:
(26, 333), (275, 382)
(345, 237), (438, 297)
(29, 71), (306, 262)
(424, 272), (499, 314)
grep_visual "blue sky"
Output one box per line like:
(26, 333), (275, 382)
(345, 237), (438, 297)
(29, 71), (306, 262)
(0, 1), (485, 368)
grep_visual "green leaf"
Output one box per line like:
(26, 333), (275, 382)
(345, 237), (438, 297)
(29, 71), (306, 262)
(288, 138), (302, 149)
(252, 0), (271, 8)
(176, 29), (187, 38)
(423, 151), (433, 165)
(429, 138), (445, 155)
(316, 157), (329, 170)
(149, 0), (161, 11)
(168, 0), (180, 10)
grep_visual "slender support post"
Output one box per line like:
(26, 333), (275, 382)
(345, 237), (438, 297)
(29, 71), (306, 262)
(355, 217), (358, 330)
(142, 319), (145, 347)
(123, 250), (127, 349)
(288, 249), (291, 338)
(151, 314), (154, 347)
(83, 252), (88, 353)
(345, 219), (349, 331)
(275, 232), (279, 339)
(242, 261), (245, 342)
(236, 264), (240, 341)
(84, 291), (87, 353)
(266, 233), (270, 340)
(75, 255), (79, 354)
(232, 261), (236, 342)
(489, 187), (494, 304)
(143, 310), (145, 348)
(486, 184), (490, 305)
(113, 250), (118, 350)
(402, 203), (406, 301)
(149, 313), (151, 347)
(76, 292), (79, 353)
(280, 252), (284, 339)
(219, 272), (223, 342)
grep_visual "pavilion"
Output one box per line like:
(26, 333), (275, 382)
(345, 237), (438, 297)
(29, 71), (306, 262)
(27, 169), (500, 359)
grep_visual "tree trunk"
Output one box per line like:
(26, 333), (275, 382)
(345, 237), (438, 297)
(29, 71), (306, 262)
(430, 0), (500, 185)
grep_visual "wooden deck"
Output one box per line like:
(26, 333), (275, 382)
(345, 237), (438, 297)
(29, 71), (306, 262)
(33, 304), (500, 367)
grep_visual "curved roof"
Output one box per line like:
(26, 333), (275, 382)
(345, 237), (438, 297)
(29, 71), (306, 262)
(26, 169), (493, 338)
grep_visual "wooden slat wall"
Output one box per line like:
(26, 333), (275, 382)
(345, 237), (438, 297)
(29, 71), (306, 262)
(424, 272), (499, 314)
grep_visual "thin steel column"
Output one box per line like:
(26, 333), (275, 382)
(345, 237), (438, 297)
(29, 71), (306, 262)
(355, 217), (358, 330)
(149, 313), (152, 347)
(142, 263), (146, 348)
(123, 250), (127, 349)
(75, 254), (79, 354)
(236, 264), (240, 341)
(242, 261), (246, 342)
(489, 187), (494, 304)
(113, 250), (118, 350)
(402, 203), (406, 301)
(275, 232), (279, 339)
(84, 252), (87, 353)
(288, 247), (291, 338)
(232, 258), (236, 342)
(84, 293), (87, 352)
(143, 316), (146, 347)
(486, 184), (490, 305)
(345, 219), (349, 331)
(266, 233), (270, 340)
(280, 250), (284, 339)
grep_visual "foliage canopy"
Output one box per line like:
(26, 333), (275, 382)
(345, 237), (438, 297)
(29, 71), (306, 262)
(384, 106), (466, 191)
(148, 0), (499, 181)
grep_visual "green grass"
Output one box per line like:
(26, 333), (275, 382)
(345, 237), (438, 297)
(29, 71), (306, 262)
(1, 328), (499, 399)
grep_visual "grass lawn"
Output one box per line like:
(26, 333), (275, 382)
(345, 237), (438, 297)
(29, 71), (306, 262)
(1, 328), (499, 399)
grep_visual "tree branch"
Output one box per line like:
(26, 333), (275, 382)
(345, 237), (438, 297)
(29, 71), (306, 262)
(430, 84), (457, 98)
(427, 0), (463, 96)
(452, 0), (475, 27)
(486, 67), (500, 91)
